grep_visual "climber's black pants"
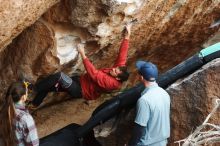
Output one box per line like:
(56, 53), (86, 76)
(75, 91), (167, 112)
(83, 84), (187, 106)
(32, 72), (82, 106)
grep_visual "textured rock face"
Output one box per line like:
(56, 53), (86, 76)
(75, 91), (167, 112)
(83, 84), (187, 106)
(36, 0), (220, 85)
(167, 58), (220, 144)
(1, 0), (219, 84)
(41, 0), (146, 65)
(0, 21), (59, 101)
(0, 0), (60, 52)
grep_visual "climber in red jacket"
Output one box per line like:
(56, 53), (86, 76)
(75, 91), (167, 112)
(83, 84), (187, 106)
(29, 23), (132, 108)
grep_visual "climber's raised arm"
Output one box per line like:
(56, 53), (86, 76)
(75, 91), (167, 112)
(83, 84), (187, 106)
(113, 23), (132, 67)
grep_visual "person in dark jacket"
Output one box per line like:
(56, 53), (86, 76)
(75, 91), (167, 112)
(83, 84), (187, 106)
(29, 24), (132, 109)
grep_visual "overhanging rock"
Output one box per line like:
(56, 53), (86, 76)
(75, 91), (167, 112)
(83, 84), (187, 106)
(0, 0), (60, 52)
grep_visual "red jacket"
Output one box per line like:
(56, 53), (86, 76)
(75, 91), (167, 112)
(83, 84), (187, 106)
(80, 39), (129, 100)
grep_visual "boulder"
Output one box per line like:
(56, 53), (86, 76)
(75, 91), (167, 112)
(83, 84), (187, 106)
(0, 0), (59, 52)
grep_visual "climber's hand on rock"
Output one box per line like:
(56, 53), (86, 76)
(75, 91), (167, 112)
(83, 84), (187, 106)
(123, 23), (132, 39)
(77, 44), (87, 59)
(125, 23), (132, 34)
(77, 44), (85, 54)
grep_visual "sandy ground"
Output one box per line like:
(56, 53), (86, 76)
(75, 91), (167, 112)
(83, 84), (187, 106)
(32, 94), (103, 138)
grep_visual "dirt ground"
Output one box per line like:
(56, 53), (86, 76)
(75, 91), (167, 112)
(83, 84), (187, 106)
(32, 94), (103, 138)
